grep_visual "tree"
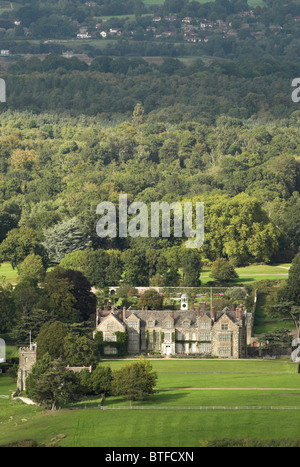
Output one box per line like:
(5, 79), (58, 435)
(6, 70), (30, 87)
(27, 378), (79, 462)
(111, 358), (157, 401)
(0, 281), (15, 333)
(17, 253), (45, 284)
(122, 248), (150, 286)
(63, 334), (99, 368)
(202, 193), (279, 266)
(132, 103), (145, 126)
(42, 267), (96, 323)
(0, 226), (48, 269)
(138, 289), (163, 310)
(181, 249), (202, 287)
(282, 253), (300, 305)
(43, 217), (92, 264)
(271, 253), (300, 338)
(91, 365), (112, 395)
(36, 321), (68, 360)
(210, 258), (239, 282)
(26, 358), (83, 411)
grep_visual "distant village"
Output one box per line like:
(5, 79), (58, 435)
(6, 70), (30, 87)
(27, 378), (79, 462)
(71, 11), (300, 44)
(0, 3), (299, 58)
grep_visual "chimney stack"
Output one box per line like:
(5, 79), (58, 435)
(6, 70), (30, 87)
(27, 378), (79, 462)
(123, 307), (126, 323)
(211, 307), (215, 320)
(191, 302), (194, 311)
(236, 305), (242, 321)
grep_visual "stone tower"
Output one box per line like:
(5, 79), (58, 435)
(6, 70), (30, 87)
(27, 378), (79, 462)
(17, 344), (37, 392)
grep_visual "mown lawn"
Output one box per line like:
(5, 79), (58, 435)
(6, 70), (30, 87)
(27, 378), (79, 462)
(200, 264), (290, 285)
(1, 359), (299, 447)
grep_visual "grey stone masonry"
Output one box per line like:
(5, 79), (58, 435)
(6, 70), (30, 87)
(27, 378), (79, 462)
(17, 344), (37, 392)
(94, 303), (251, 359)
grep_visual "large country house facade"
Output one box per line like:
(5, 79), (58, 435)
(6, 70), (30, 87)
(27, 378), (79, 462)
(94, 297), (253, 359)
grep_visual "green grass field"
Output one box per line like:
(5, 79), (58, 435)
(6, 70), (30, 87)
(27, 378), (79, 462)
(200, 264), (290, 285)
(1, 359), (299, 447)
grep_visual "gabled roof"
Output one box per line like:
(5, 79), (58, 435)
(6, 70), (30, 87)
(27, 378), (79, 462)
(101, 311), (125, 328)
(214, 311), (239, 326)
(126, 312), (140, 321)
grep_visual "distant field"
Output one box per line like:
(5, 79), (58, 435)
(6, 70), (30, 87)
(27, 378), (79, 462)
(0, 359), (299, 447)
(200, 264), (290, 285)
(0, 263), (18, 283)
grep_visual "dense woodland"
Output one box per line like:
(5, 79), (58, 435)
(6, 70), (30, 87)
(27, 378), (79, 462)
(0, 0), (299, 347)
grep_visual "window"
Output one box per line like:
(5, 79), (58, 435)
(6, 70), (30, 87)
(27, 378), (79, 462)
(127, 321), (138, 328)
(199, 343), (211, 353)
(105, 334), (117, 342)
(104, 346), (117, 355)
(219, 333), (231, 342)
(199, 322), (211, 329)
(183, 321), (189, 328)
(147, 321), (154, 328)
(165, 332), (171, 343)
(221, 323), (229, 330)
(219, 346), (231, 355)
(199, 332), (211, 341)
(165, 321), (171, 328)
(107, 323), (114, 330)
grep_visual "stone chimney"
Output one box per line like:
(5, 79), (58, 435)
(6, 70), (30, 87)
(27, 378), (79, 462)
(123, 307), (126, 323)
(191, 302), (194, 311)
(211, 307), (215, 320)
(236, 305), (243, 321)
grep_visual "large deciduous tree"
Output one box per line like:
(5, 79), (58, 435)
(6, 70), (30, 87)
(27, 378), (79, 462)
(0, 226), (48, 269)
(111, 358), (157, 401)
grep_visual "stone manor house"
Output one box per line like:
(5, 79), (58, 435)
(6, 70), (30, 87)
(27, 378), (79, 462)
(94, 295), (253, 359)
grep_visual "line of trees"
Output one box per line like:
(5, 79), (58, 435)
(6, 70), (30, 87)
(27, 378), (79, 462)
(25, 355), (157, 411)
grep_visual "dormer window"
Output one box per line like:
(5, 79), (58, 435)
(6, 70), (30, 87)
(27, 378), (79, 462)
(148, 321), (154, 328)
(127, 321), (138, 328)
(165, 321), (171, 328)
(221, 324), (229, 330)
(107, 323), (114, 330)
(183, 321), (189, 328)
